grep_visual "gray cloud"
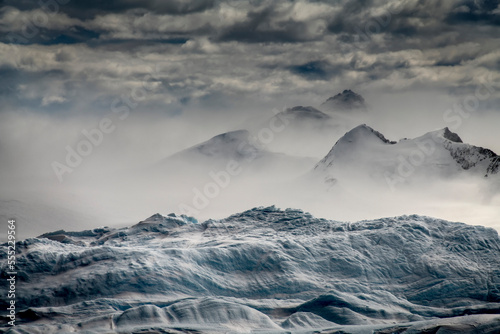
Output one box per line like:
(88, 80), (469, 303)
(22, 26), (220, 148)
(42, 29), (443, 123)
(0, 0), (499, 114)
(2, 0), (216, 19)
(446, 0), (500, 25)
(218, 5), (318, 43)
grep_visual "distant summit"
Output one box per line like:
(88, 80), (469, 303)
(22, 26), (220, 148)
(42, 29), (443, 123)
(167, 129), (261, 161)
(276, 106), (331, 121)
(321, 89), (366, 111)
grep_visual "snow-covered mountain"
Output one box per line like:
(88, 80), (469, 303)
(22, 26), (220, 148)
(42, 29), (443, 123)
(321, 89), (367, 111)
(314, 124), (500, 188)
(147, 129), (316, 184)
(1, 207), (500, 333)
(157, 129), (315, 170)
(163, 129), (262, 163)
(275, 105), (331, 122)
(258, 105), (366, 159)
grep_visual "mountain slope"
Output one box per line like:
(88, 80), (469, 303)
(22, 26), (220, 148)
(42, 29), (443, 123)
(257, 105), (366, 159)
(163, 129), (262, 163)
(155, 129), (315, 171)
(321, 89), (367, 111)
(314, 124), (500, 187)
(275, 105), (331, 122)
(145, 129), (315, 194)
(1, 207), (500, 333)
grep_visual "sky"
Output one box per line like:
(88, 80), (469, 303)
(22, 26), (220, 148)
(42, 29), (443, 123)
(1, 0), (500, 238)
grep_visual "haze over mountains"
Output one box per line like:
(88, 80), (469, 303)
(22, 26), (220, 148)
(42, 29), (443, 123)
(1, 91), (499, 333)
(313, 124), (500, 188)
(2, 0), (500, 332)
(1, 90), (500, 240)
(139, 90), (500, 227)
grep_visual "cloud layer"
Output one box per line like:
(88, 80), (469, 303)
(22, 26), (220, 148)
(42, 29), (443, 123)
(0, 0), (499, 114)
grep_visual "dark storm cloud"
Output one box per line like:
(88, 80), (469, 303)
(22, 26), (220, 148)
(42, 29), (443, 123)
(0, 65), (21, 109)
(41, 26), (100, 45)
(2, 0), (499, 49)
(328, 0), (438, 40)
(1, 26), (100, 45)
(85, 38), (189, 51)
(0, 66), (64, 98)
(286, 53), (412, 83)
(0, 65), (73, 112)
(1, 0), (500, 115)
(328, 0), (499, 58)
(433, 49), (481, 67)
(2, 0), (216, 19)
(288, 60), (344, 81)
(218, 5), (318, 43)
(289, 60), (330, 80)
(447, 0), (500, 25)
(327, 0), (374, 34)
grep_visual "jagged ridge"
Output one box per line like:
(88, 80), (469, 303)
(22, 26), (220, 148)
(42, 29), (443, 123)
(1, 207), (500, 332)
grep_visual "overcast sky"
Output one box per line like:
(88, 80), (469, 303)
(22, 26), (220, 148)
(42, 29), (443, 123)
(1, 0), (500, 237)
(1, 0), (500, 115)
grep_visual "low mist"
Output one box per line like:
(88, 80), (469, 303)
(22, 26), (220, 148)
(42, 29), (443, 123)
(1, 89), (500, 241)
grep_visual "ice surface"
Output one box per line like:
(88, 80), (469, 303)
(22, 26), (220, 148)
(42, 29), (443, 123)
(1, 207), (500, 333)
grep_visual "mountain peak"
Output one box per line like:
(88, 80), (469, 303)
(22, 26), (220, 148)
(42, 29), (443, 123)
(315, 124), (395, 171)
(279, 106), (331, 120)
(159, 129), (262, 165)
(443, 127), (463, 143)
(321, 89), (366, 111)
(210, 129), (250, 142)
(143, 213), (165, 222)
(341, 124), (396, 145)
(190, 129), (259, 159)
(422, 127), (463, 143)
(315, 125), (500, 182)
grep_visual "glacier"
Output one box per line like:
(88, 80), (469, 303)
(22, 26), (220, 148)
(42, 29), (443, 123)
(1, 206), (500, 333)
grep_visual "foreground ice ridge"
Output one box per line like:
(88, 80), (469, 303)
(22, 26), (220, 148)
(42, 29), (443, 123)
(1, 206), (500, 333)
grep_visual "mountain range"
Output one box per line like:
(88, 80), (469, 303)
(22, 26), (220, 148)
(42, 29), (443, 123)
(2, 90), (499, 240)
(314, 124), (500, 188)
(151, 114), (500, 194)
(157, 90), (499, 189)
(1, 90), (500, 333)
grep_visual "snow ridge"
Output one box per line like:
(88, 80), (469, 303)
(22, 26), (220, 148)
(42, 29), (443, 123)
(314, 124), (500, 181)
